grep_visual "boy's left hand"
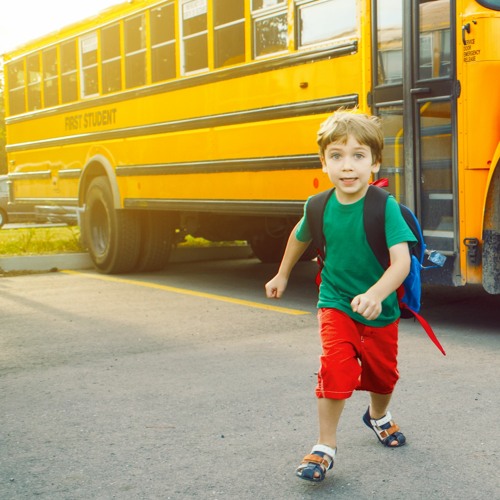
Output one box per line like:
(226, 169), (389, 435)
(351, 293), (382, 321)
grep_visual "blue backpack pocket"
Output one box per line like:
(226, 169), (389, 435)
(401, 254), (422, 313)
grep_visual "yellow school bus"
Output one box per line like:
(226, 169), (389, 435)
(2, 0), (500, 293)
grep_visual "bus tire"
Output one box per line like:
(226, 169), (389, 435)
(250, 229), (316, 263)
(0, 208), (7, 228)
(250, 231), (288, 263)
(135, 211), (173, 272)
(83, 176), (140, 274)
(483, 229), (500, 294)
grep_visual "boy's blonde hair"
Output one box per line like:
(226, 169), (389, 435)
(317, 109), (384, 165)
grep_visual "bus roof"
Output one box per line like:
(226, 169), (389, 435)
(2, 0), (160, 61)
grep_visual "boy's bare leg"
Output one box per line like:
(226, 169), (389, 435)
(317, 397), (345, 449)
(296, 398), (343, 480)
(368, 392), (392, 419)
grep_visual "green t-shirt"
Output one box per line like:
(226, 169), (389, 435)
(296, 190), (417, 327)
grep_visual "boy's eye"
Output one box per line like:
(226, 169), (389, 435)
(354, 153), (365, 159)
(330, 153), (341, 160)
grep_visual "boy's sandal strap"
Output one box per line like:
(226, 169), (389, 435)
(369, 411), (393, 427)
(303, 445), (336, 470)
(368, 412), (400, 439)
(295, 445), (336, 482)
(311, 444), (336, 457)
(301, 454), (330, 469)
(378, 424), (400, 439)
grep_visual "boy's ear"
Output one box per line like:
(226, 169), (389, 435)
(320, 155), (327, 172)
(371, 161), (381, 174)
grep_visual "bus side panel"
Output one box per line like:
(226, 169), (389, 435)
(462, 168), (489, 285)
(6, 54), (364, 208)
(458, 8), (500, 290)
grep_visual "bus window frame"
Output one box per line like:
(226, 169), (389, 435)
(251, 0), (286, 10)
(252, 4), (288, 59)
(150, 1), (177, 83)
(26, 52), (42, 111)
(213, 0), (246, 69)
(124, 13), (147, 89)
(101, 22), (122, 95)
(79, 32), (99, 98)
(7, 59), (26, 116)
(60, 39), (78, 105)
(42, 47), (60, 108)
(417, 0), (453, 83)
(180, 0), (209, 75)
(295, 0), (359, 50)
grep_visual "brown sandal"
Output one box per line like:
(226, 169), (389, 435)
(363, 408), (406, 447)
(295, 444), (336, 482)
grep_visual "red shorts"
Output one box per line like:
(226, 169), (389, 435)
(315, 308), (399, 399)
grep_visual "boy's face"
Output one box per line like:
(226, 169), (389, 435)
(320, 135), (380, 204)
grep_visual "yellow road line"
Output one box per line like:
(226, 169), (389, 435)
(62, 270), (310, 316)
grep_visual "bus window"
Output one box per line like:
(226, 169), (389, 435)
(181, 0), (208, 74)
(376, 0), (403, 85)
(252, 0), (287, 57)
(27, 53), (42, 111)
(419, 100), (454, 252)
(439, 29), (450, 77)
(125, 14), (147, 88)
(419, 0), (451, 80)
(43, 48), (59, 107)
(101, 24), (122, 94)
(80, 33), (99, 97)
(378, 105), (406, 204)
(151, 2), (176, 82)
(419, 33), (433, 79)
(297, 0), (358, 48)
(7, 60), (25, 115)
(252, 0), (286, 9)
(213, 0), (245, 68)
(61, 40), (78, 104)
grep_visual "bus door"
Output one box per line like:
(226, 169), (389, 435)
(372, 0), (459, 285)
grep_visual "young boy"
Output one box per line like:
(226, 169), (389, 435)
(265, 110), (416, 482)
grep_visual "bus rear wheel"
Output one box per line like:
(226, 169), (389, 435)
(250, 228), (316, 263)
(83, 176), (141, 274)
(135, 211), (174, 272)
(250, 230), (288, 263)
(0, 208), (7, 228)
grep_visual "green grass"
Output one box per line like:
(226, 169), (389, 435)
(0, 226), (84, 256)
(178, 234), (247, 248)
(0, 226), (247, 256)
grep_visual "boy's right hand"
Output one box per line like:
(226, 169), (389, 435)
(265, 275), (288, 299)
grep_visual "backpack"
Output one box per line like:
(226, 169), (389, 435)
(306, 181), (446, 356)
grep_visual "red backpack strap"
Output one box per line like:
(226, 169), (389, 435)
(371, 177), (389, 188)
(398, 289), (446, 356)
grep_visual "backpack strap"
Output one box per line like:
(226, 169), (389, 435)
(306, 188), (335, 262)
(364, 185), (390, 269)
(306, 188), (334, 288)
(399, 300), (447, 356)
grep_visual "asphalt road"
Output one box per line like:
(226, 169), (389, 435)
(1, 258), (498, 499)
